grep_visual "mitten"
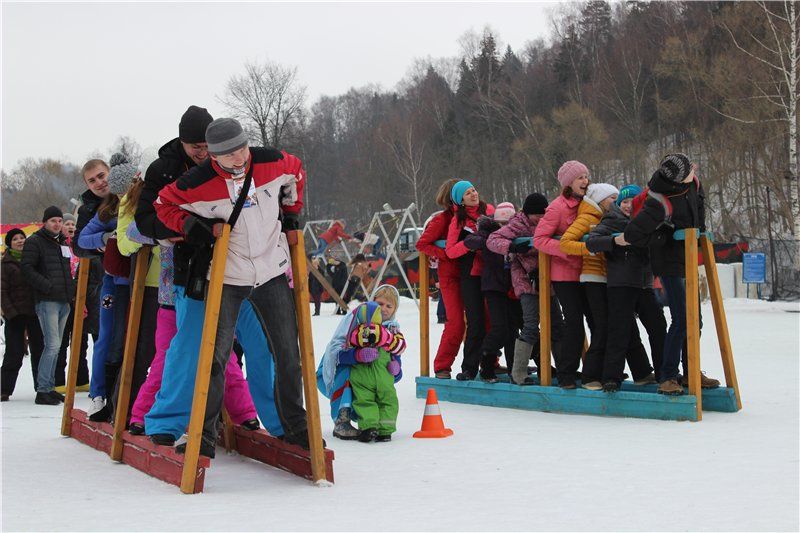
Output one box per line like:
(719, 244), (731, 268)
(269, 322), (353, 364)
(463, 234), (484, 251)
(387, 359), (401, 376)
(381, 332), (407, 355)
(281, 212), (299, 232)
(183, 216), (217, 246)
(349, 323), (383, 347)
(509, 240), (532, 254)
(102, 231), (115, 245)
(355, 347), (380, 363)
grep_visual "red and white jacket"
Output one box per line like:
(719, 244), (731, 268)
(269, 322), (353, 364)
(155, 147), (305, 287)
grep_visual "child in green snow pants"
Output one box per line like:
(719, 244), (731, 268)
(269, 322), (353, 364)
(350, 349), (399, 435)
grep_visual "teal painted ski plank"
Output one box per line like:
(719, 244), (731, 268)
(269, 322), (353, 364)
(415, 377), (740, 422)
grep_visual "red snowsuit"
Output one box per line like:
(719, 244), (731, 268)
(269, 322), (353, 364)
(416, 209), (465, 374)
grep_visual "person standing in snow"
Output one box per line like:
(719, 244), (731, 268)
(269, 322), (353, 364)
(317, 285), (404, 441)
(22, 206), (74, 405)
(416, 179), (465, 380)
(623, 153), (720, 395)
(445, 180), (494, 382)
(151, 117), (315, 456)
(1, 229), (45, 401)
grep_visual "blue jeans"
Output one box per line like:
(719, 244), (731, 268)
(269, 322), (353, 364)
(35, 300), (70, 392)
(661, 276), (692, 381)
(90, 274), (116, 398)
(313, 238), (329, 257)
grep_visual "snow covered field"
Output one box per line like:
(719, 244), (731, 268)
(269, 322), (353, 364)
(2, 298), (798, 532)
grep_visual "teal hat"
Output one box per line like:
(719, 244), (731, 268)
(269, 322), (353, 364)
(450, 180), (474, 205)
(616, 184), (642, 206)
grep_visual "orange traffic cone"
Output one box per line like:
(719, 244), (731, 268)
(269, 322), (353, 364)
(413, 388), (454, 438)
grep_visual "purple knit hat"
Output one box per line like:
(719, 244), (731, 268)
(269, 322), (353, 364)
(557, 160), (589, 188)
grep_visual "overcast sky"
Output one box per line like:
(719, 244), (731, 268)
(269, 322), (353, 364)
(2, 1), (559, 171)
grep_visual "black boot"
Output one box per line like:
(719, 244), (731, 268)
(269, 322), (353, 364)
(241, 418), (260, 431)
(479, 352), (499, 384)
(176, 440), (216, 459)
(128, 422), (145, 435)
(149, 433), (176, 446)
(281, 430), (327, 450)
(358, 429), (378, 443)
(35, 392), (60, 405)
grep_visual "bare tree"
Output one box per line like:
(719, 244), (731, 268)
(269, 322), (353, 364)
(717, 1), (799, 263)
(109, 135), (143, 167)
(218, 60), (307, 148)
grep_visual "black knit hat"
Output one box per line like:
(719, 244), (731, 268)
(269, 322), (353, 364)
(660, 153), (692, 183)
(179, 105), (214, 143)
(522, 193), (548, 215)
(42, 205), (63, 222)
(4, 228), (25, 248)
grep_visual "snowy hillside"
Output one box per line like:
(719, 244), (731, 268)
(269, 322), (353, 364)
(2, 298), (799, 531)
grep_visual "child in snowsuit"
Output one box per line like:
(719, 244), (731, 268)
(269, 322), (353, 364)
(348, 298), (405, 442)
(316, 285), (404, 441)
(486, 193), (564, 385)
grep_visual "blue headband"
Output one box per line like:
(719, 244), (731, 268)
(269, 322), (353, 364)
(451, 180), (474, 205)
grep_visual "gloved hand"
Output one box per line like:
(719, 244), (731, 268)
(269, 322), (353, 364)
(102, 231), (116, 245)
(281, 212), (299, 232)
(510, 240), (532, 254)
(463, 234), (484, 251)
(350, 323), (384, 347)
(387, 359), (401, 376)
(183, 216), (217, 246)
(355, 347), (380, 363)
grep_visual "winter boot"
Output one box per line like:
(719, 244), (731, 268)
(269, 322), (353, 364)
(241, 418), (261, 431)
(128, 422), (145, 435)
(680, 372), (721, 389)
(479, 352), (498, 383)
(333, 408), (361, 440)
(149, 433), (176, 446)
(456, 371), (475, 381)
(603, 380), (620, 393)
(434, 370), (451, 379)
(176, 440), (216, 459)
(634, 372), (657, 386)
(35, 392), (60, 405)
(48, 390), (65, 402)
(358, 429), (378, 443)
(658, 379), (684, 396)
(581, 381), (603, 391)
(375, 434), (392, 442)
(281, 430), (327, 450)
(511, 340), (535, 385)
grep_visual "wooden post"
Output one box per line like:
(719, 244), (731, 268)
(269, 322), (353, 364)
(684, 229), (702, 421)
(308, 261), (349, 312)
(700, 234), (742, 410)
(180, 225), (231, 494)
(288, 230), (327, 484)
(62, 258), (91, 436)
(538, 252), (552, 386)
(110, 246), (152, 460)
(419, 252), (430, 377)
(222, 409), (234, 453)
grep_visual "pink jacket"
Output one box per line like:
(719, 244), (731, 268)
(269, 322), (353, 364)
(486, 211), (538, 297)
(533, 194), (582, 282)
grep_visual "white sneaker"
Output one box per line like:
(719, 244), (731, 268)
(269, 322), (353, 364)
(88, 396), (105, 416)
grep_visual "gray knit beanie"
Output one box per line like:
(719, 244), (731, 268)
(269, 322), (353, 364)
(206, 118), (248, 156)
(107, 153), (139, 195)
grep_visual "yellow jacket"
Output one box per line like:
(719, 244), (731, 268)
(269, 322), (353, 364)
(117, 195), (161, 288)
(559, 198), (606, 282)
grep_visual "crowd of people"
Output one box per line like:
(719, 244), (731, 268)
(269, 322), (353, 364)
(1, 102), (720, 451)
(416, 156), (721, 395)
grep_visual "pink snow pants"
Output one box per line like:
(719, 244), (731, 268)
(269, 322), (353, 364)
(130, 306), (257, 425)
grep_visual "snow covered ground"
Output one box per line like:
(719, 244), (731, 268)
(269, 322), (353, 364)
(2, 298), (799, 532)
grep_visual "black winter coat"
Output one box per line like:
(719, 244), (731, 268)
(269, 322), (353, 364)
(134, 138), (198, 288)
(73, 189), (104, 258)
(469, 216), (511, 294)
(327, 262), (348, 293)
(21, 227), (74, 303)
(624, 170), (706, 277)
(586, 204), (653, 289)
(1, 252), (36, 319)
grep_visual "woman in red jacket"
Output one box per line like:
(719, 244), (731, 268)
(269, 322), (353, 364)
(416, 179), (464, 379)
(445, 180), (494, 381)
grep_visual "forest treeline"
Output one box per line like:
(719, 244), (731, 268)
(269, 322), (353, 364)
(3, 1), (798, 254)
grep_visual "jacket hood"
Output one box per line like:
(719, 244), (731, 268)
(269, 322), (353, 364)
(506, 211), (534, 235)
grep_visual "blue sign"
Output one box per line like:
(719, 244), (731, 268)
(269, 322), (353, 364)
(742, 253), (766, 284)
